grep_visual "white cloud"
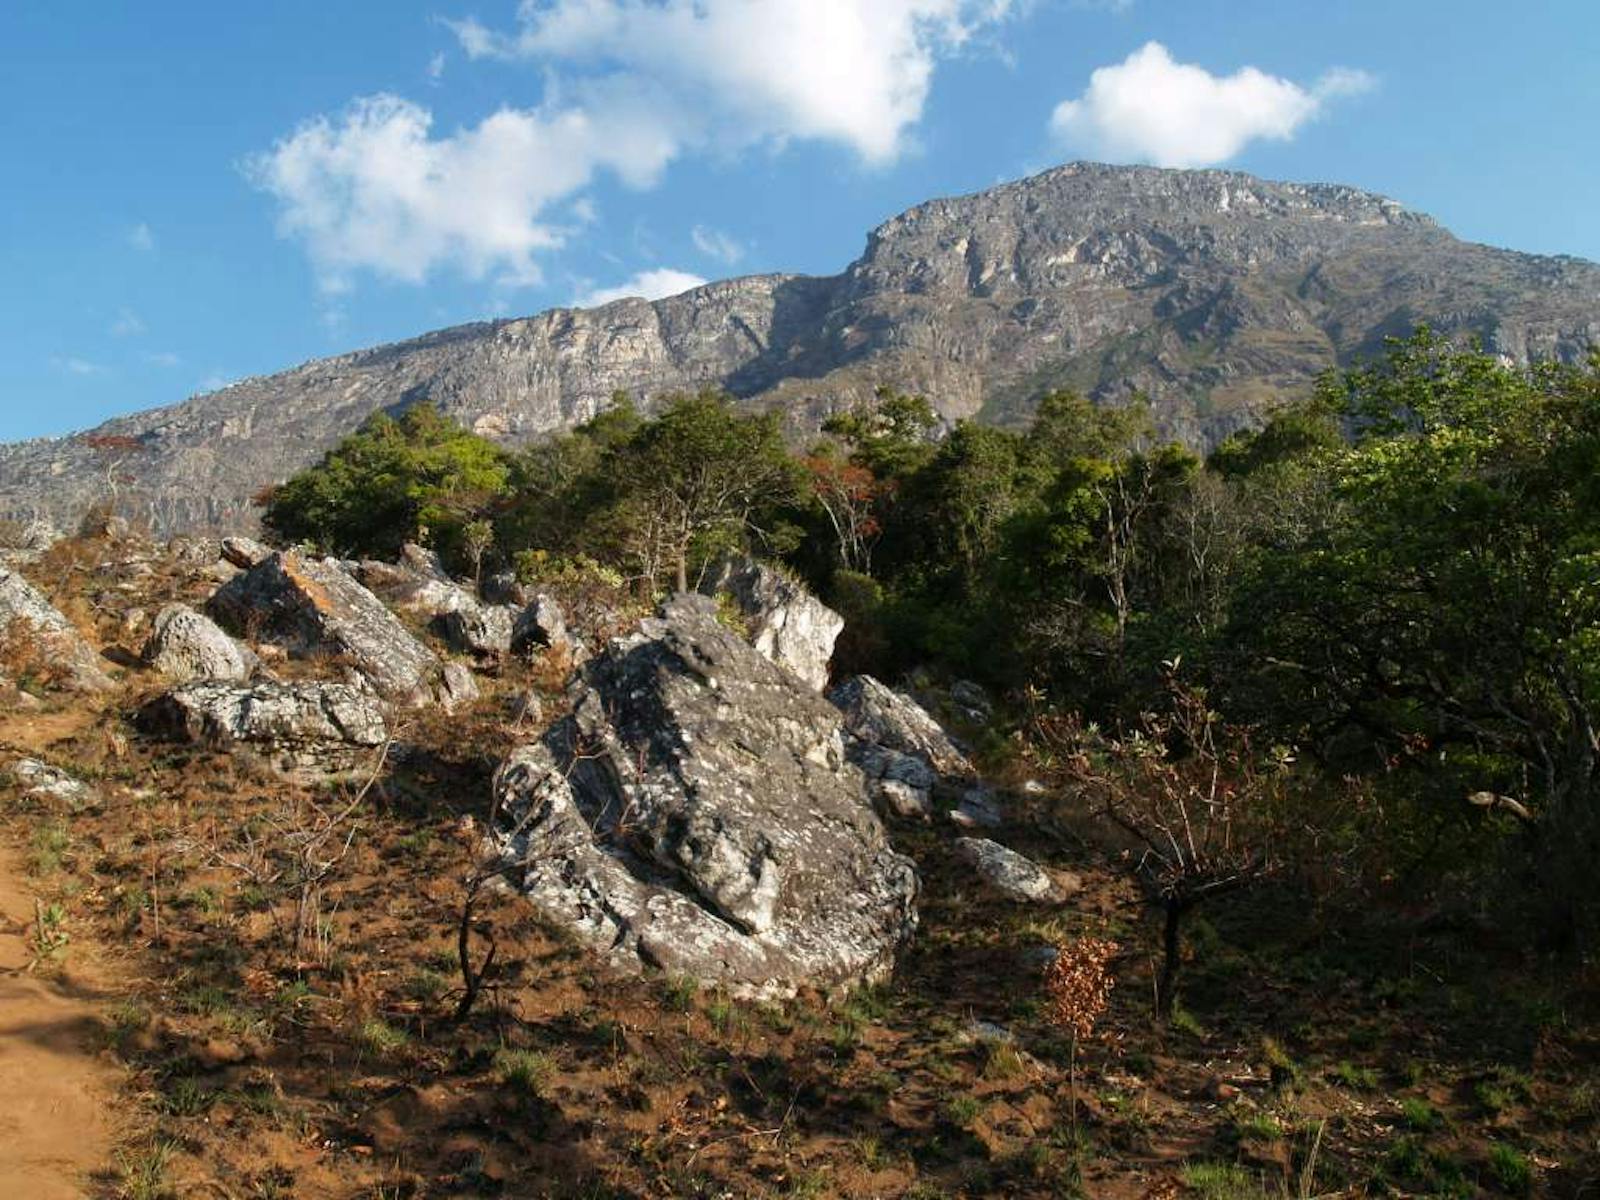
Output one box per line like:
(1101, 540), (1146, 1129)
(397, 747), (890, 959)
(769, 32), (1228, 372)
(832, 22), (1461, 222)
(574, 267), (707, 307)
(691, 225), (744, 265)
(143, 351), (182, 368)
(128, 222), (155, 252)
(1049, 42), (1374, 168)
(452, 0), (1014, 164)
(427, 51), (446, 82)
(255, 2), (1011, 292)
(246, 92), (679, 290)
(51, 356), (105, 377)
(199, 372), (237, 392)
(110, 308), (145, 337)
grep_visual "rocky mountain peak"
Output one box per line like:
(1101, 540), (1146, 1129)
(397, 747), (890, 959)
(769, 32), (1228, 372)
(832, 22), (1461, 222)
(2, 162), (1595, 539)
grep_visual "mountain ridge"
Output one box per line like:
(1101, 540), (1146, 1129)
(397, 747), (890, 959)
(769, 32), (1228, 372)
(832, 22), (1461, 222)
(4, 161), (1598, 537)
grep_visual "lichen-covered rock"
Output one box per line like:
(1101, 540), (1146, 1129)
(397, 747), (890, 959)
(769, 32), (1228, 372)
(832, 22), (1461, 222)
(142, 603), (255, 682)
(493, 594), (918, 997)
(0, 564), (114, 692)
(829, 676), (973, 776)
(351, 559), (468, 619)
(435, 602), (518, 658)
(7, 759), (98, 810)
(207, 551), (439, 703)
(699, 557), (843, 691)
(954, 838), (1075, 903)
(511, 594), (585, 663)
(828, 675), (974, 816)
(138, 679), (387, 773)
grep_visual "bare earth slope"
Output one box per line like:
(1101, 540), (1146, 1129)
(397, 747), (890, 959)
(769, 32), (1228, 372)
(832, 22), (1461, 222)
(3, 161), (1597, 537)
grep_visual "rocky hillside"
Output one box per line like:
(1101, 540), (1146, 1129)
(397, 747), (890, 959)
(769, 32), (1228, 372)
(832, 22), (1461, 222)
(3, 161), (1597, 537)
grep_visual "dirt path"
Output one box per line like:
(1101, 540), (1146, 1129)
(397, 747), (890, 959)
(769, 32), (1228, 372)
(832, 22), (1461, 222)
(0, 842), (121, 1198)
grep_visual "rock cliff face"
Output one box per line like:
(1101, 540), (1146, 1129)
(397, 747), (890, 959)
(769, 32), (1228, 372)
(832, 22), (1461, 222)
(4, 162), (1597, 536)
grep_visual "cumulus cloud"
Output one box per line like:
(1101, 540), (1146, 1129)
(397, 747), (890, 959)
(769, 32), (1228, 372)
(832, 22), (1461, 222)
(451, 0), (1014, 164)
(574, 267), (707, 308)
(691, 225), (744, 265)
(254, 3), (1010, 291)
(1050, 42), (1374, 168)
(246, 92), (678, 290)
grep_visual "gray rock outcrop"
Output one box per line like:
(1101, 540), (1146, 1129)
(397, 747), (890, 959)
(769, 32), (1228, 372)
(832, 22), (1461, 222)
(141, 603), (255, 682)
(0, 564), (114, 692)
(699, 557), (843, 691)
(138, 679), (388, 773)
(207, 551), (440, 703)
(493, 594), (918, 997)
(829, 674), (975, 817)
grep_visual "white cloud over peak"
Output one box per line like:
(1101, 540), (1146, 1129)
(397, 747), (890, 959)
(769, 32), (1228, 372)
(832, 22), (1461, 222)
(452, 0), (1014, 164)
(253, 3), (1010, 291)
(246, 93), (677, 290)
(1050, 42), (1374, 168)
(574, 267), (707, 308)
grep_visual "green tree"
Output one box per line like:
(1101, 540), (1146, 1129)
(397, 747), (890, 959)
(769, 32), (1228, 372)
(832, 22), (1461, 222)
(1228, 332), (1600, 940)
(607, 391), (803, 593)
(261, 403), (511, 562)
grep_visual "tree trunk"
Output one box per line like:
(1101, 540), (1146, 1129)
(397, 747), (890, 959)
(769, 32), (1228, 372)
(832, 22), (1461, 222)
(675, 552), (688, 595)
(1159, 899), (1184, 1019)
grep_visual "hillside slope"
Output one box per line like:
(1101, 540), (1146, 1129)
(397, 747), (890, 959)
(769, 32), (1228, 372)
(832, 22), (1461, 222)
(3, 161), (1597, 536)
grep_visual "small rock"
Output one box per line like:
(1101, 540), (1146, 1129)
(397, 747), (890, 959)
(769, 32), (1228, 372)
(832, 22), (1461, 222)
(0, 564), (115, 692)
(950, 785), (1004, 829)
(220, 535), (272, 569)
(7, 759), (98, 810)
(142, 603), (256, 682)
(950, 679), (993, 720)
(438, 661), (480, 711)
(954, 837), (1063, 903)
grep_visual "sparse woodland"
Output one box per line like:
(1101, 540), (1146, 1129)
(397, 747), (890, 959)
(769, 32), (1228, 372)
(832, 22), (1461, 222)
(2, 328), (1598, 1198)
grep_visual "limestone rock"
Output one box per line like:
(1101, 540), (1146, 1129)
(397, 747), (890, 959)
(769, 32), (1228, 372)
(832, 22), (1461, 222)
(699, 557), (843, 691)
(220, 535), (271, 569)
(138, 679), (387, 773)
(829, 674), (974, 817)
(830, 675), (973, 777)
(141, 603), (255, 682)
(493, 594), (918, 997)
(0, 564), (114, 692)
(511, 594), (584, 663)
(954, 838), (1074, 904)
(435, 602), (518, 658)
(207, 551), (439, 703)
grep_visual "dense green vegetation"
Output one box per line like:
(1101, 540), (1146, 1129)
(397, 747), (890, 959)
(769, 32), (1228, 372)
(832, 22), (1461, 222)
(261, 331), (1600, 947)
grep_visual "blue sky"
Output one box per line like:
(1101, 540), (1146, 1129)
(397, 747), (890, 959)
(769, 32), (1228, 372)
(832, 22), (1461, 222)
(2, 0), (1596, 442)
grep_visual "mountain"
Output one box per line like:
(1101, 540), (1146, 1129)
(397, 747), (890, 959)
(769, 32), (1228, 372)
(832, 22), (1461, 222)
(3, 162), (1598, 538)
